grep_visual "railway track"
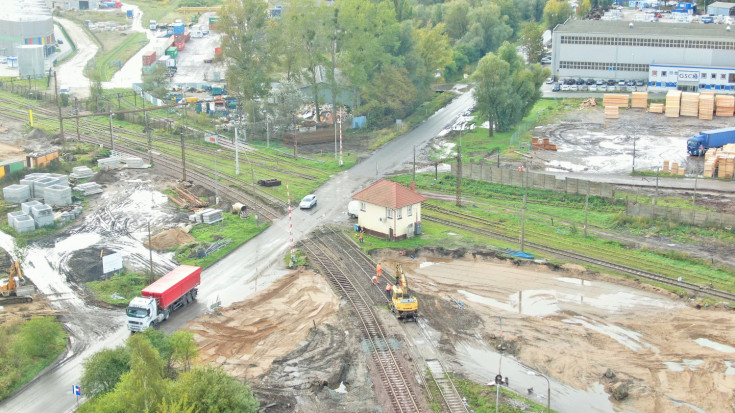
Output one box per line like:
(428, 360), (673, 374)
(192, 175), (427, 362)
(311, 228), (471, 413)
(302, 229), (423, 413)
(423, 204), (735, 303)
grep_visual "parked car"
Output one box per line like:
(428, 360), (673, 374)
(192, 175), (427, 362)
(635, 80), (644, 87)
(561, 84), (570, 91)
(299, 194), (317, 209)
(607, 79), (616, 86)
(552, 83), (561, 92)
(565, 78), (576, 85)
(586, 78), (595, 85)
(580, 85), (588, 91)
(589, 85), (598, 92)
(598, 85), (607, 92)
(596, 79), (605, 85)
(545, 77), (554, 84)
(576, 78), (585, 85)
(569, 84), (579, 91)
(618, 79), (626, 86)
(626, 80), (635, 86)
(541, 56), (552, 64)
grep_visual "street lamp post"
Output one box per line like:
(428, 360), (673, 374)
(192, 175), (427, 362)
(531, 371), (550, 413)
(214, 149), (221, 205)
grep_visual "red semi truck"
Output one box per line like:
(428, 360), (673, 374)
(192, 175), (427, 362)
(126, 265), (201, 332)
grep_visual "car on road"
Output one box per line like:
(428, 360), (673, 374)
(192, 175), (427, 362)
(545, 77), (553, 84)
(541, 56), (552, 64)
(299, 194), (317, 209)
(552, 83), (561, 92)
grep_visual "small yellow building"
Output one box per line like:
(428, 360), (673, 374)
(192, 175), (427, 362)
(352, 180), (426, 241)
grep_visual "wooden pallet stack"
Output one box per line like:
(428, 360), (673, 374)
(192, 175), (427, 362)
(665, 90), (682, 117)
(603, 94), (629, 108)
(631, 92), (648, 109)
(662, 160), (670, 173)
(648, 103), (665, 113)
(680, 92), (700, 117)
(531, 138), (558, 151)
(699, 93), (715, 120)
(716, 95), (735, 117)
(718, 155), (735, 179)
(670, 162), (679, 175)
(604, 105), (619, 119)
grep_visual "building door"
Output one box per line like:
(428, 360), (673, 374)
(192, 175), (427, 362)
(80, 1), (89, 10)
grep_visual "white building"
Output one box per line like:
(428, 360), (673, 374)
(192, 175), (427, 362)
(551, 20), (735, 93)
(352, 180), (426, 241)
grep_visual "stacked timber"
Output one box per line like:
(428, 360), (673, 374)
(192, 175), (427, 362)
(603, 94), (629, 108)
(631, 92), (648, 109)
(665, 90), (682, 117)
(662, 160), (670, 174)
(699, 93), (715, 120)
(604, 105), (619, 119)
(718, 155), (735, 178)
(716, 95), (735, 117)
(702, 145), (735, 178)
(648, 103), (665, 113)
(532, 138), (557, 151)
(679, 92), (699, 117)
(670, 162), (679, 175)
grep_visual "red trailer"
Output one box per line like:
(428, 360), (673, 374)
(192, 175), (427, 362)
(175, 41), (185, 51)
(142, 51), (157, 66)
(174, 34), (186, 43)
(142, 265), (201, 309)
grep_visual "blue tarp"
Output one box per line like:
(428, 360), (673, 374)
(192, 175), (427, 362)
(352, 116), (366, 129)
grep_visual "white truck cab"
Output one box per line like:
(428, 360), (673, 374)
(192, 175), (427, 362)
(126, 296), (167, 332)
(149, 20), (157, 30)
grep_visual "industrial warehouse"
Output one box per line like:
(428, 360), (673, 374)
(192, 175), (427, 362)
(550, 20), (735, 93)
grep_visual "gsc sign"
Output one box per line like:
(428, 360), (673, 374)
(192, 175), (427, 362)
(678, 71), (699, 81)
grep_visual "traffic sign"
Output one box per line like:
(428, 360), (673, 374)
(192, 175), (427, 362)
(73, 385), (81, 396)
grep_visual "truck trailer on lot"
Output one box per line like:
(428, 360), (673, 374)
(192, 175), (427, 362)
(126, 265), (201, 332)
(688, 126), (735, 156)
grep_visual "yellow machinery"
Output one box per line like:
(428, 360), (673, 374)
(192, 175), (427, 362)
(390, 264), (418, 321)
(0, 261), (32, 304)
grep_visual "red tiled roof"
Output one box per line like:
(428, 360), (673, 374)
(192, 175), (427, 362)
(352, 180), (426, 208)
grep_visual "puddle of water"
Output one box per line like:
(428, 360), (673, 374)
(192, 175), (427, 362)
(725, 361), (735, 376)
(695, 338), (735, 353)
(453, 341), (617, 413)
(669, 397), (707, 413)
(563, 316), (655, 352)
(546, 160), (587, 172)
(333, 381), (348, 394)
(419, 262), (436, 269)
(583, 291), (676, 312)
(663, 359), (704, 372)
(555, 277), (591, 286)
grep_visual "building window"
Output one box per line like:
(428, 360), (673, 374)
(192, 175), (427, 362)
(360, 202), (366, 211)
(729, 73), (735, 83)
(386, 208), (393, 219)
(407, 205), (413, 217)
(722, 74), (727, 80)
(662, 71), (667, 76)
(397, 208), (402, 220)
(712, 73), (717, 79)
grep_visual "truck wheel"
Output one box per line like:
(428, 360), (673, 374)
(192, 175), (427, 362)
(164, 310), (170, 320)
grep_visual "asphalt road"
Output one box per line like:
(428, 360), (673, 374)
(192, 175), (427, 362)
(0, 88), (474, 413)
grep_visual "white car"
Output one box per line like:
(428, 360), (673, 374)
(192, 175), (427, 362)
(545, 77), (553, 84)
(561, 84), (570, 91)
(589, 85), (597, 92)
(299, 194), (317, 209)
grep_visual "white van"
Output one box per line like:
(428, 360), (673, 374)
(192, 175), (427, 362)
(348, 200), (359, 218)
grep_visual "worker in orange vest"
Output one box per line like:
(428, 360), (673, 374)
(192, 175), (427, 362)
(376, 263), (382, 277)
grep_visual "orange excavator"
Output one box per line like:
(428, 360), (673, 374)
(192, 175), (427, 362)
(0, 261), (33, 304)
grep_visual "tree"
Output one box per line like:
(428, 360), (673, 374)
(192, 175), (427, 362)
(111, 334), (167, 412)
(80, 346), (131, 397)
(169, 367), (259, 413)
(362, 66), (418, 127)
(414, 23), (454, 82)
(463, 3), (513, 57)
(471, 52), (511, 137)
(219, 0), (272, 108)
(169, 330), (198, 372)
(444, 1), (470, 40)
(520, 22), (545, 65)
(543, 0), (574, 30)
(271, 79), (306, 136)
(577, 0), (591, 18)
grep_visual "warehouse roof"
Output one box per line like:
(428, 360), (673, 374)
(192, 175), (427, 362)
(708, 2), (735, 10)
(554, 20), (735, 40)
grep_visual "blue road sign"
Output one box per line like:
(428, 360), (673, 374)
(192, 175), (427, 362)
(73, 385), (81, 396)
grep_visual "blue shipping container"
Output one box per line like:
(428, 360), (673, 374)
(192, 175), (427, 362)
(173, 23), (185, 35)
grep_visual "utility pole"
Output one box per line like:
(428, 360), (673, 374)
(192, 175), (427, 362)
(631, 135), (637, 174)
(235, 126), (240, 175)
(181, 131), (186, 181)
(331, 11), (338, 161)
(109, 112), (114, 151)
(521, 175), (528, 251)
(74, 97), (80, 141)
(584, 185), (589, 237)
(412, 145), (416, 183)
(265, 113), (270, 148)
(148, 221), (154, 284)
(654, 167), (660, 205)
(214, 149), (220, 205)
(456, 145), (462, 207)
(53, 71), (65, 151)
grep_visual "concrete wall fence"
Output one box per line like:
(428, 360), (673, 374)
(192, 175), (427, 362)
(451, 160), (615, 198)
(627, 202), (735, 228)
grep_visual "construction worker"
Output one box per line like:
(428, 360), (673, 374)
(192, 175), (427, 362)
(372, 275), (379, 284)
(385, 283), (392, 299)
(359, 231), (364, 243)
(376, 263), (382, 278)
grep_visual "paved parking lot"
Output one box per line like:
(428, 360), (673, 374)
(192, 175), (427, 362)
(171, 13), (223, 85)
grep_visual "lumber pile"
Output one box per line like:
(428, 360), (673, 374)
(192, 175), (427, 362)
(699, 93), (715, 120)
(604, 105), (619, 119)
(531, 138), (557, 151)
(670, 162), (680, 175)
(718, 154), (735, 178)
(648, 103), (664, 113)
(703, 145), (735, 178)
(603, 94), (629, 108)
(665, 90), (682, 117)
(716, 95), (735, 117)
(631, 92), (648, 109)
(580, 98), (597, 108)
(662, 160), (669, 174)
(679, 92), (699, 117)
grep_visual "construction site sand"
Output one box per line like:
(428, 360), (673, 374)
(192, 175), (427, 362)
(145, 228), (194, 250)
(402, 256), (735, 413)
(187, 269), (340, 379)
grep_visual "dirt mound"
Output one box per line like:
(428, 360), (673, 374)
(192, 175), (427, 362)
(26, 128), (49, 141)
(187, 184), (214, 198)
(92, 170), (118, 184)
(66, 247), (118, 283)
(187, 268), (340, 379)
(145, 228), (195, 250)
